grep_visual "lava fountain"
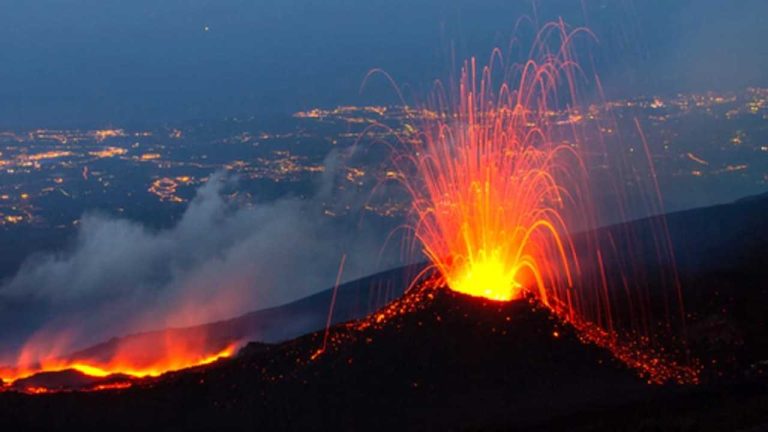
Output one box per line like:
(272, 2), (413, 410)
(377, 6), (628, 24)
(398, 23), (586, 308)
(391, 21), (698, 383)
(405, 64), (580, 304)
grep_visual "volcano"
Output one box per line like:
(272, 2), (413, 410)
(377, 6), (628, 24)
(1, 288), (767, 431)
(0, 289), (660, 430)
(1, 194), (767, 430)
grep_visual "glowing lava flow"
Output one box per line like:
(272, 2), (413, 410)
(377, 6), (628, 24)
(1, 338), (237, 392)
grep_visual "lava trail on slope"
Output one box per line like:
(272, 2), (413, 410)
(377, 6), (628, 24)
(1, 195), (768, 430)
(1, 278), (767, 430)
(0, 287), (664, 430)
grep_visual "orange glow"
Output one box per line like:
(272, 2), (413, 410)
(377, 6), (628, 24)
(1, 333), (237, 392)
(686, 152), (709, 166)
(89, 147), (128, 158)
(92, 129), (126, 142)
(89, 382), (134, 392)
(22, 151), (73, 162)
(450, 250), (523, 301)
(391, 21), (699, 384)
(148, 177), (185, 202)
(139, 153), (161, 161)
(23, 386), (51, 394)
(400, 40), (580, 307)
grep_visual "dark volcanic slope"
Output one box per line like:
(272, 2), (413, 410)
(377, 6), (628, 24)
(167, 290), (654, 430)
(0, 289), (652, 430)
(4, 288), (767, 431)
(60, 264), (422, 366)
(623, 193), (768, 379)
(1, 195), (767, 430)
(60, 193), (768, 378)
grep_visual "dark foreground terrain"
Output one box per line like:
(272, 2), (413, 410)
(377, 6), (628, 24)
(0, 194), (767, 430)
(1, 287), (767, 431)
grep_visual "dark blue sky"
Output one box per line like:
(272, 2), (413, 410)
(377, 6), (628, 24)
(0, 0), (766, 127)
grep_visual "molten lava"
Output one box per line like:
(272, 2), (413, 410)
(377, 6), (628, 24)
(450, 249), (523, 302)
(391, 21), (698, 384)
(1, 332), (238, 393)
(402, 49), (580, 308)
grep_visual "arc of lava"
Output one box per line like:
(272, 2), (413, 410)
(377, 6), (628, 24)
(391, 21), (699, 384)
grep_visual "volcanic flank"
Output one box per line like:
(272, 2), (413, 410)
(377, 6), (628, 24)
(0, 265), (418, 393)
(2, 193), (768, 430)
(0, 287), (653, 430)
(3, 283), (767, 431)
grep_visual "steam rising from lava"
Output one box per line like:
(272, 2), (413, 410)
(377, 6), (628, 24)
(0, 154), (401, 390)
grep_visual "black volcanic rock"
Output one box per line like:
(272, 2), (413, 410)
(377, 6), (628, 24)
(0, 289), (768, 431)
(57, 192), (768, 383)
(236, 289), (653, 430)
(0, 194), (767, 430)
(11, 369), (101, 391)
(0, 289), (662, 430)
(45, 192), (768, 386)
(2, 288), (768, 431)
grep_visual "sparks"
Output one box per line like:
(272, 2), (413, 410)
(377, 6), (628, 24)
(402, 32), (580, 309)
(391, 21), (699, 384)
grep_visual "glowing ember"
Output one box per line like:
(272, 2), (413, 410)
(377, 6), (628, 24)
(400, 38), (580, 308)
(1, 337), (237, 392)
(389, 22), (698, 384)
(450, 249), (523, 302)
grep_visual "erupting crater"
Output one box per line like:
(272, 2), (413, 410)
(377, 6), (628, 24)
(449, 248), (524, 302)
(385, 21), (698, 384)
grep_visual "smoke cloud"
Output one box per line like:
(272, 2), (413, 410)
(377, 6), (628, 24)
(0, 162), (404, 362)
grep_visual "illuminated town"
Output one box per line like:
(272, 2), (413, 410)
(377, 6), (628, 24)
(0, 88), (765, 231)
(0, 87), (765, 302)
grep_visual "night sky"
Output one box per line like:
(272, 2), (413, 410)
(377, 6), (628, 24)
(0, 0), (766, 127)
